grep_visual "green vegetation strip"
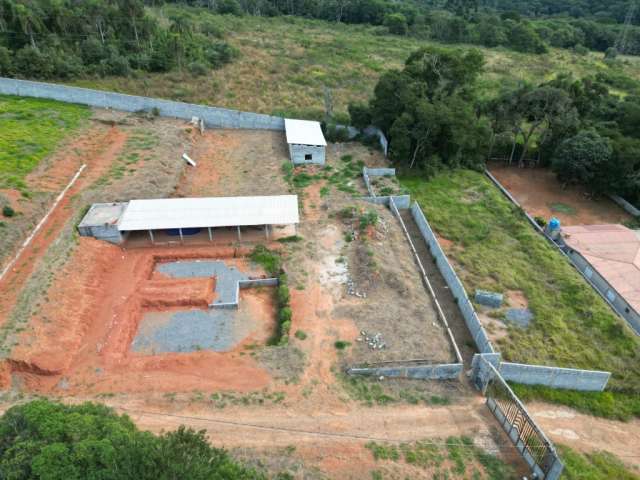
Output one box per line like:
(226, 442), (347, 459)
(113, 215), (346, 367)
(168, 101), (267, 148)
(401, 170), (640, 414)
(559, 445), (640, 480)
(366, 436), (514, 480)
(250, 245), (291, 346)
(0, 95), (90, 190)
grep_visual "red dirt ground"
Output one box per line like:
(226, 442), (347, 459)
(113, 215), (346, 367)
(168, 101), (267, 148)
(489, 164), (632, 226)
(0, 126), (128, 326)
(6, 239), (277, 395)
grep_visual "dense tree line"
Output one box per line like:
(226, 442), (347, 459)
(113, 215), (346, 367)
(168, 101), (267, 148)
(0, 399), (272, 479)
(482, 0), (635, 24)
(0, 0), (236, 79)
(153, 0), (640, 56)
(351, 46), (640, 203)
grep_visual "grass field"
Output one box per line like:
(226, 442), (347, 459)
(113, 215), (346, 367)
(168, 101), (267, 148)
(0, 95), (90, 190)
(400, 171), (640, 410)
(66, 8), (640, 120)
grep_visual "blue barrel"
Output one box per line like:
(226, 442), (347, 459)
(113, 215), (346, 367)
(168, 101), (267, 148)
(548, 217), (561, 231)
(166, 228), (202, 236)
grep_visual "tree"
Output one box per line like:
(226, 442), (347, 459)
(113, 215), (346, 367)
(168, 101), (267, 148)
(368, 46), (489, 172)
(551, 130), (612, 192)
(0, 399), (266, 480)
(384, 13), (408, 35)
(348, 102), (372, 129)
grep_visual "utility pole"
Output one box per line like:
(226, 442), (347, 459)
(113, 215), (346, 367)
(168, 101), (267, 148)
(615, 2), (638, 55)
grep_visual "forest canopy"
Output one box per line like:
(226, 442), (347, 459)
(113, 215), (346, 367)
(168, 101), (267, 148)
(0, 0), (236, 79)
(151, 0), (640, 56)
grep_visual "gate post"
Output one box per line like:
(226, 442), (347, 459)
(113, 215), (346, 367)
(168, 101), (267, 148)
(471, 353), (501, 392)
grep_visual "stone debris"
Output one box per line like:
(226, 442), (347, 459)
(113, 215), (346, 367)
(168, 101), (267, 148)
(346, 276), (367, 298)
(358, 330), (387, 350)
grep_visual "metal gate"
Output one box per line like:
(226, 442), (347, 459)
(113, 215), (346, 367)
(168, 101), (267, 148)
(476, 356), (564, 480)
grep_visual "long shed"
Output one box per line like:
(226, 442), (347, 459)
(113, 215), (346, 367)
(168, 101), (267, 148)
(79, 195), (299, 245)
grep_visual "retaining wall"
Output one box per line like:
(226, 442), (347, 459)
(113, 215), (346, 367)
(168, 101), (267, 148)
(362, 167), (410, 209)
(500, 362), (611, 391)
(410, 202), (495, 354)
(347, 363), (463, 380)
(0, 77), (285, 130)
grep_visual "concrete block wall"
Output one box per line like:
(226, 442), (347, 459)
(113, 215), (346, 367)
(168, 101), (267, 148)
(563, 250), (640, 335)
(410, 202), (495, 354)
(239, 278), (279, 288)
(364, 167), (396, 177)
(289, 144), (326, 165)
(500, 362), (611, 391)
(347, 363), (463, 380)
(362, 168), (410, 209)
(0, 77), (285, 130)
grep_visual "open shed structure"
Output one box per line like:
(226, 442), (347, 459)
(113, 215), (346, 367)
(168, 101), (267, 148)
(285, 118), (327, 165)
(79, 195), (299, 245)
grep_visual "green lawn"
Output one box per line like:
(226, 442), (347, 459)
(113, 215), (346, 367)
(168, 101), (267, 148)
(401, 170), (640, 410)
(0, 95), (90, 190)
(66, 7), (640, 120)
(559, 445), (640, 480)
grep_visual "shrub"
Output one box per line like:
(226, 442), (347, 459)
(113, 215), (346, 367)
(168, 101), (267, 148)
(250, 245), (280, 276)
(279, 307), (292, 324)
(334, 340), (351, 350)
(294, 330), (307, 340)
(277, 284), (290, 306)
(0, 46), (14, 76)
(323, 123), (350, 143)
(188, 61), (208, 76)
(534, 216), (547, 227)
(359, 210), (379, 231)
(2, 205), (15, 217)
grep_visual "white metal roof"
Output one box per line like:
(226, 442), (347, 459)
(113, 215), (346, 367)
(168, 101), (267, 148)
(285, 118), (327, 146)
(117, 195), (299, 231)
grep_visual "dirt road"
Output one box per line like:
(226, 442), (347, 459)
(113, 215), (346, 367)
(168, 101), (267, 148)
(528, 403), (640, 470)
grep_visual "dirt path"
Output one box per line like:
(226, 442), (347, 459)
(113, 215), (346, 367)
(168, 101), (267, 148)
(399, 210), (476, 364)
(0, 126), (127, 326)
(108, 397), (528, 478)
(528, 402), (640, 470)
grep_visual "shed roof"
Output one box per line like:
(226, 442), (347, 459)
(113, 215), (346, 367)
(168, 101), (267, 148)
(285, 119), (327, 146)
(117, 195), (299, 231)
(562, 224), (640, 313)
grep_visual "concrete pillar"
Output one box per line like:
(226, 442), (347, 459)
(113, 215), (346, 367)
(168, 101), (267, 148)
(148, 229), (154, 244)
(179, 228), (184, 243)
(208, 227), (213, 242)
(237, 226), (242, 241)
(265, 224), (270, 240)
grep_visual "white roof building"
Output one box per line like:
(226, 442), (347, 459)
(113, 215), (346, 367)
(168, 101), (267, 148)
(285, 119), (327, 165)
(117, 195), (299, 231)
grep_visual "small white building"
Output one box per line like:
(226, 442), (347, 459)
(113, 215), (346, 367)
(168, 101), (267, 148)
(285, 118), (327, 165)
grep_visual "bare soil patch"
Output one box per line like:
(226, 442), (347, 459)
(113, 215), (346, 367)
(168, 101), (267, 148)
(176, 129), (290, 197)
(489, 164), (632, 226)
